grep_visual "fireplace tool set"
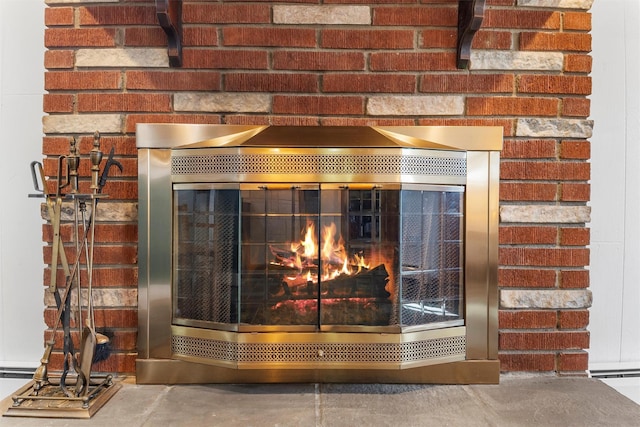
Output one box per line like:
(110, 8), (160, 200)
(4, 132), (123, 419)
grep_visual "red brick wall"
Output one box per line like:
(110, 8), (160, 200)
(42, 0), (593, 375)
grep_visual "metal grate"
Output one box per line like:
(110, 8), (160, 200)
(172, 334), (466, 365)
(172, 154), (467, 177)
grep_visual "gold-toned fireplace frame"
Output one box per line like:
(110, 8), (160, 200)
(136, 125), (502, 384)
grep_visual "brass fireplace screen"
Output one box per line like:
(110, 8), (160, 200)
(137, 125), (502, 384)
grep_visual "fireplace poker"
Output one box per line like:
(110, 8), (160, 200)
(75, 131), (122, 396)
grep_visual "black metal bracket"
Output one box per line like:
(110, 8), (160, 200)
(457, 0), (486, 69)
(156, 0), (182, 67)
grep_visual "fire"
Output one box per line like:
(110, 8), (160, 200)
(275, 221), (369, 285)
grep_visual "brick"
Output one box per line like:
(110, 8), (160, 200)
(226, 115), (276, 125)
(558, 351), (589, 372)
(560, 227), (589, 246)
(498, 268), (557, 288)
(183, 27), (219, 47)
(225, 73), (318, 93)
(126, 71), (221, 91)
(563, 12), (592, 31)
(324, 29), (414, 49)
(124, 27), (166, 47)
(324, 74), (416, 93)
(559, 269), (589, 289)
(518, 75), (592, 95)
(499, 248), (589, 267)
(499, 310), (557, 329)
(484, 10), (561, 29)
(372, 7), (457, 26)
(500, 183), (557, 201)
(500, 161), (590, 180)
(370, 52), (457, 71)
(273, 95), (364, 115)
(420, 29), (457, 48)
(560, 183), (590, 201)
(92, 352), (137, 375)
(472, 30), (513, 50)
(421, 74), (514, 93)
(558, 310), (589, 329)
(224, 28), (316, 48)
(182, 49), (268, 70)
(45, 50), (75, 69)
(183, 4), (270, 24)
(77, 93), (171, 112)
(560, 140), (590, 159)
(43, 94), (74, 113)
(501, 139), (556, 159)
(499, 331), (589, 350)
(45, 28), (116, 48)
(76, 134), (138, 156)
(499, 226), (557, 245)
(45, 267), (138, 290)
(520, 32), (591, 52)
(45, 7), (74, 26)
(79, 5), (157, 25)
(499, 353), (556, 371)
(564, 54), (592, 73)
(273, 51), (365, 71)
(562, 98), (590, 117)
(45, 71), (121, 90)
(322, 117), (414, 127)
(467, 97), (558, 116)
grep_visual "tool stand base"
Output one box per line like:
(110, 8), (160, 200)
(2, 375), (122, 419)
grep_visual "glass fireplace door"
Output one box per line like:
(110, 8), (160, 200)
(173, 183), (464, 333)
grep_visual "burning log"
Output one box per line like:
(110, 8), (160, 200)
(321, 264), (390, 299)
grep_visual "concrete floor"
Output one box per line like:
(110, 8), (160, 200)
(1, 375), (640, 426)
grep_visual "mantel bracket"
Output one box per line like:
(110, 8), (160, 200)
(457, 0), (486, 69)
(155, 1), (484, 70)
(156, 0), (182, 67)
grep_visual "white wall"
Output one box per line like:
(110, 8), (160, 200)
(0, 0), (46, 367)
(590, 0), (640, 368)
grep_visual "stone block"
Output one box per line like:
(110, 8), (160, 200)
(517, 0), (594, 10)
(500, 289), (593, 309)
(516, 118), (593, 138)
(174, 93), (271, 113)
(470, 51), (563, 71)
(273, 6), (371, 25)
(76, 48), (169, 68)
(366, 95), (464, 116)
(43, 114), (123, 134)
(500, 205), (590, 224)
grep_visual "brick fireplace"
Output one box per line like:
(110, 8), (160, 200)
(41, 0), (593, 377)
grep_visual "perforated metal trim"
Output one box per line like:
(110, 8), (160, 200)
(172, 154), (467, 177)
(171, 334), (466, 366)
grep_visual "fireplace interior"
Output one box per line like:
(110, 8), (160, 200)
(136, 125), (502, 384)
